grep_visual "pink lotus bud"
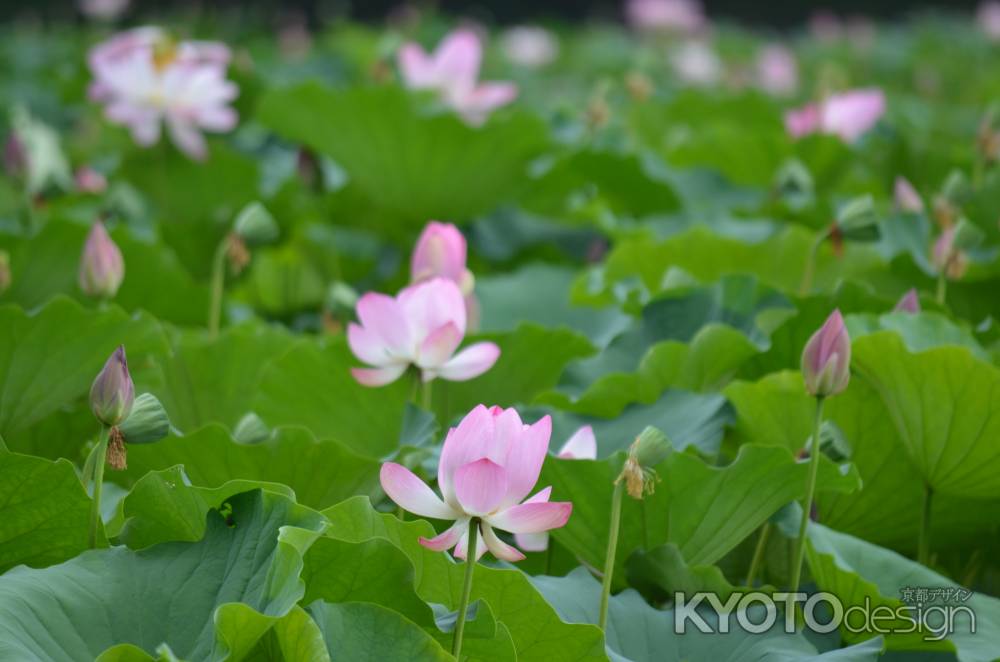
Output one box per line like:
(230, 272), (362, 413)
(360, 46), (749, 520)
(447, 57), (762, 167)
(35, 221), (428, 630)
(894, 176), (923, 213)
(801, 310), (851, 398)
(756, 45), (798, 96)
(932, 227), (968, 280)
(501, 26), (558, 69)
(79, 222), (124, 299)
(410, 221), (469, 287)
(670, 41), (722, 87)
(3, 132), (26, 179)
(90, 345), (135, 426)
(75, 166), (108, 194)
(893, 289), (921, 314)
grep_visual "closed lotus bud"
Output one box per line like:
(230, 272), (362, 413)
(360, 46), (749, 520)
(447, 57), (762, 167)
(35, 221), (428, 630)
(232, 201), (279, 246)
(0, 250), (10, 295)
(932, 227), (968, 280)
(617, 426), (671, 499)
(90, 345), (135, 426)
(75, 166), (107, 194)
(78, 222), (124, 299)
(3, 132), (26, 179)
(801, 310), (851, 398)
(893, 288), (921, 313)
(410, 221), (469, 287)
(834, 195), (879, 242)
(894, 176), (923, 213)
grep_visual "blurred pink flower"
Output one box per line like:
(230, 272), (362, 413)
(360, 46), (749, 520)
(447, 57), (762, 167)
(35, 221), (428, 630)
(516, 425), (596, 552)
(785, 89), (886, 143)
(801, 310), (851, 398)
(411, 221), (479, 328)
(348, 277), (499, 387)
(932, 227), (968, 280)
(626, 0), (705, 33)
(809, 11), (843, 42)
(894, 289), (921, 314)
(75, 166), (107, 194)
(380, 404), (572, 561)
(978, 2), (1000, 40)
(398, 29), (517, 125)
(78, 0), (129, 21)
(755, 45), (798, 96)
(671, 41), (721, 86)
(79, 221), (124, 299)
(88, 27), (238, 160)
(894, 176), (924, 213)
(501, 26), (558, 68)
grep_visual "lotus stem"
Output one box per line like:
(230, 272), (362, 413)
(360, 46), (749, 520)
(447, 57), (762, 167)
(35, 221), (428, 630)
(935, 274), (947, 307)
(745, 522), (772, 587)
(453, 517), (479, 660)
(422, 379), (433, 411)
(798, 233), (824, 296)
(599, 479), (624, 631)
(208, 238), (228, 338)
(918, 483), (934, 566)
(790, 396), (824, 593)
(88, 425), (109, 549)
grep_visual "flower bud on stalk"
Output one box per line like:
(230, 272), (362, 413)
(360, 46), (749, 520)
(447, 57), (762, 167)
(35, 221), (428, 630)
(79, 222), (124, 299)
(90, 345), (135, 427)
(894, 288), (921, 313)
(800, 310), (851, 398)
(616, 426), (671, 499)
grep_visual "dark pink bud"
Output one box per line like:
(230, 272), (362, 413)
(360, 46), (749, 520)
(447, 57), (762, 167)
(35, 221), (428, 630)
(90, 345), (135, 426)
(79, 222), (124, 298)
(801, 310), (851, 397)
(893, 289), (921, 314)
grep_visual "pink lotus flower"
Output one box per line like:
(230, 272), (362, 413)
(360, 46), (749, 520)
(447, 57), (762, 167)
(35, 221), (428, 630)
(380, 404), (572, 561)
(78, 0), (129, 21)
(75, 166), (108, 194)
(398, 29), (517, 125)
(500, 26), (559, 69)
(894, 176), (924, 213)
(348, 278), (500, 387)
(88, 27), (238, 160)
(785, 89), (886, 143)
(79, 222), (124, 299)
(755, 45), (798, 96)
(626, 0), (705, 33)
(979, 2), (1000, 41)
(894, 289), (921, 313)
(801, 310), (851, 398)
(410, 221), (479, 327)
(670, 41), (722, 86)
(516, 425), (596, 552)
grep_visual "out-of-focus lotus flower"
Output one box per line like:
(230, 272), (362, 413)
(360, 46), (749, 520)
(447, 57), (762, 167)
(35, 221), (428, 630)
(75, 166), (108, 194)
(398, 29), (517, 125)
(410, 221), (479, 329)
(755, 45), (798, 96)
(516, 425), (596, 552)
(894, 289), (921, 313)
(88, 27), (238, 160)
(79, 0), (129, 21)
(90, 345), (135, 427)
(785, 89), (886, 143)
(801, 310), (851, 398)
(2, 133), (26, 179)
(809, 11), (843, 42)
(670, 41), (722, 86)
(348, 278), (499, 387)
(894, 176), (924, 213)
(979, 2), (1000, 40)
(381, 404), (572, 561)
(500, 26), (558, 68)
(79, 222), (124, 299)
(626, 0), (705, 33)
(932, 227), (969, 280)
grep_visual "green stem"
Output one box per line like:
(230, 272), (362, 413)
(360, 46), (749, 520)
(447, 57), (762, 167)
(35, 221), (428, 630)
(421, 379), (433, 411)
(452, 518), (479, 660)
(790, 396), (825, 592)
(88, 426), (109, 549)
(935, 274), (947, 307)
(918, 483), (934, 566)
(798, 233), (824, 297)
(745, 522), (772, 587)
(208, 238), (228, 338)
(599, 480), (625, 631)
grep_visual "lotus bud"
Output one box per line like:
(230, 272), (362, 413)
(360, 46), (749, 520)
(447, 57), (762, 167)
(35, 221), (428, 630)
(834, 195), (880, 242)
(78, 222), (124, 299)
(3, 132), (26, 179)
(232, 201), (279, 247)
(75, 166), (107, 194)
(616, 426), (671, 500)
(233, 412), (270, 444)
(894, 176), (923, 213)
(893, 288), (921, 313)
(410, 221), (469, 289)
(90, 345), (135, 427)
(118, 393), (170, 445)
(801, 310), (851, 398)
(932, 227), (969, 280)
(0, 250), (9, 295)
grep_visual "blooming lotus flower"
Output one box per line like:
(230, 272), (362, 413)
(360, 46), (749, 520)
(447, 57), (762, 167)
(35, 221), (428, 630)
(755, 45), (798, 96)
(894, 176), (924, 213)
(785, 89), (886, 143)
(979, 2), (1000, 40)
(670, 41), (721, 87)
(348, 278), (500, 386)
(801, 310), (851, 398)
(516, 425), (596, 552)
(894, 289), (921, 314)
(88, 27), (238, 160)
(500, 26), (558, 68)
(79, 222), (124, 299)
(398, 29), (517, 125)
(626, 0), (705, 33)
(380, 405), (572, 561)
(90, 345), (135, 426)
